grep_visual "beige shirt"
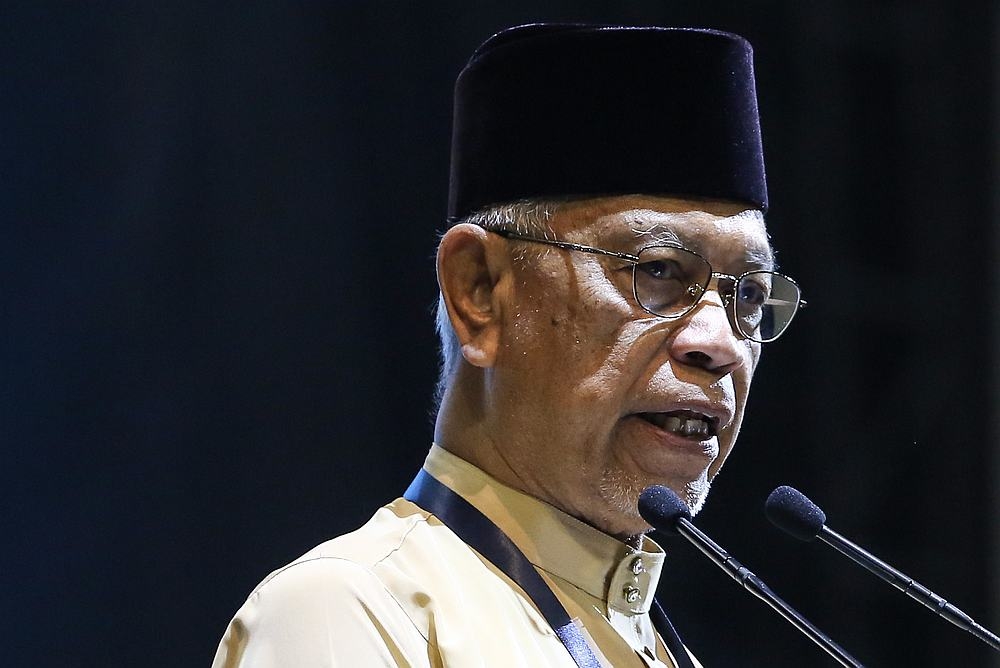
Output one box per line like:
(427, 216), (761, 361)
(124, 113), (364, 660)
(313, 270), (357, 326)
(212, 446), (701, 667)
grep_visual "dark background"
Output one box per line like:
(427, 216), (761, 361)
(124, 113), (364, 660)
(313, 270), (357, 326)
(4, 2), (997, 667)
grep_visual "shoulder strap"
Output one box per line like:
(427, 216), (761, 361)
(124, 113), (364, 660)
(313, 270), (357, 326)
(405, 469), (693, 668)
(650, 599), (696, 668)
(405, 469), (602, 667)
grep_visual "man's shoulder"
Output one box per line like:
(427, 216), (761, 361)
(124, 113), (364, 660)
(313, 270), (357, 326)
(212, 499), (446, 667)
(299, 499), (428, 561)
(248, 497), (450, 601)
(213, 495), (567, 667)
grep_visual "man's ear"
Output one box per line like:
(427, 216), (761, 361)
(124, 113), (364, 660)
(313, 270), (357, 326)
(437, 224), (509, 368)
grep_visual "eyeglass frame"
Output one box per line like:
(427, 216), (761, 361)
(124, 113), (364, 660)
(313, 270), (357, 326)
(487, 228), (806, 343)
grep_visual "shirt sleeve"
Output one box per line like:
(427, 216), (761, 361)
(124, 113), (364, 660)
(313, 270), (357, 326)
(211, 557), (433, 668)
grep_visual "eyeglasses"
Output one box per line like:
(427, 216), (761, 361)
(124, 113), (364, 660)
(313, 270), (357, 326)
(490, 229), (806, 343)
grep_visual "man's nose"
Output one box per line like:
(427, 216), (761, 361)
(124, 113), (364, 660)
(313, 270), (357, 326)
(668, 291), (745, 374)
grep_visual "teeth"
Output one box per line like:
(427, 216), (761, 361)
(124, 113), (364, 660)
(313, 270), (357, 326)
(662, 415), (709, 437)
(682, 418), (709, 437)
(671, 418), (708, 436)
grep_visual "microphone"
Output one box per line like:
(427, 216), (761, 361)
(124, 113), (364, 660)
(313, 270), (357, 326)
(766, 485), (1000, 653)
(638, 485), (865, 668)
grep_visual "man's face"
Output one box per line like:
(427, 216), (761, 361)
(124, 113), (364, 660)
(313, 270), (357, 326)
(489, 195), (771, 538)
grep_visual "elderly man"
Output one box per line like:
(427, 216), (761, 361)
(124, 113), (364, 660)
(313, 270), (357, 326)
(213, 24), (803, 668)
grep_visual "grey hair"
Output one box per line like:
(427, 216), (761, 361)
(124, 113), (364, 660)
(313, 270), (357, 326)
(432, 199), (563, 412)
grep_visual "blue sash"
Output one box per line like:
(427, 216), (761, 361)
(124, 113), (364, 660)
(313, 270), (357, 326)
(404, 469), (695, 668)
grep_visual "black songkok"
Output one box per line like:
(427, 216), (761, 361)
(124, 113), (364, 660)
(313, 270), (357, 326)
(448, 24), (768, 221)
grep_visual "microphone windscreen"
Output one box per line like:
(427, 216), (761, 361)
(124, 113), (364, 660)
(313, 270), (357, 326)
(638, 485), (692, 535)
(765, 485), (826, 541)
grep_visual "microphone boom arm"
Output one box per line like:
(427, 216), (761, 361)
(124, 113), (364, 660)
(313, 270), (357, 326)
(818, 525), (1000, 653)
(676, 518), (866, 668)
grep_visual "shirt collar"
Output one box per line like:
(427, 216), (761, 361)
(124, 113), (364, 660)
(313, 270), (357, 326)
(422, 445), (665, 615)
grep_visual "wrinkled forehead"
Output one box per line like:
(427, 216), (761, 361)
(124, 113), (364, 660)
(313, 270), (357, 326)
(553, 195), (774, 269)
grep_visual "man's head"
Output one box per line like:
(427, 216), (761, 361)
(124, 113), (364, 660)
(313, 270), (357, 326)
(433, 25), (800, 539)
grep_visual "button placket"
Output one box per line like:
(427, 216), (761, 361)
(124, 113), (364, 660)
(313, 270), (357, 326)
(609, 552), (652, 614)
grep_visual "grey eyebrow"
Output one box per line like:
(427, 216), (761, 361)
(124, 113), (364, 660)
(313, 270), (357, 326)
(626, 219), (683, 245)
(745, 246), (777, 271)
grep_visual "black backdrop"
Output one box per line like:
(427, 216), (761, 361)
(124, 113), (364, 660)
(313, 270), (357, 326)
(4, 2), (997, 667)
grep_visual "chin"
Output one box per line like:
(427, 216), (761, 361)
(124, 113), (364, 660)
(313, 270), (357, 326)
(597, 469), (713, 538)
(684, 477), (712, 517)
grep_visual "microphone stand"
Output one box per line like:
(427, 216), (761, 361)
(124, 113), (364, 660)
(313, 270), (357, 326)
(676, 518), (866, 668)
(818, 525), (1000, 653)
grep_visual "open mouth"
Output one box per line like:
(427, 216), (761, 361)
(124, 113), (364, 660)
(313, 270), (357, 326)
(636, 410), (719, 439)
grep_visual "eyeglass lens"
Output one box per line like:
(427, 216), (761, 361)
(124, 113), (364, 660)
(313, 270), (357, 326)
(633, 247), (800, 342)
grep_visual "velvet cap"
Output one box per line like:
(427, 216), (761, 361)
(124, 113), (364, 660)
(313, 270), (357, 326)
(448, 24), (768, 221)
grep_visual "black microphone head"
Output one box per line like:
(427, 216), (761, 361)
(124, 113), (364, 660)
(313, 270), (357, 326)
(638, 485), (692, 535)
(765, 485), (826, 541)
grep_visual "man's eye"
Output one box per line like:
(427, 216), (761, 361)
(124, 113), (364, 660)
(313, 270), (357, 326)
(738, 280), (768, 306)
(636, 259), (683, 280)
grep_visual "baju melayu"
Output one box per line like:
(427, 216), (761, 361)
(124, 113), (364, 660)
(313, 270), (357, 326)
(212, 446), (702, 668)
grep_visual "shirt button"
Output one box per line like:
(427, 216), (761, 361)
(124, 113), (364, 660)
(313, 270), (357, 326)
(630, 557), (645, 575)
(623, 585), (642, 604)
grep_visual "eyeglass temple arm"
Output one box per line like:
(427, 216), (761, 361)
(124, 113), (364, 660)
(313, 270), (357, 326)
(766, 297), (808, 308)
(489, 229), (640, 262)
